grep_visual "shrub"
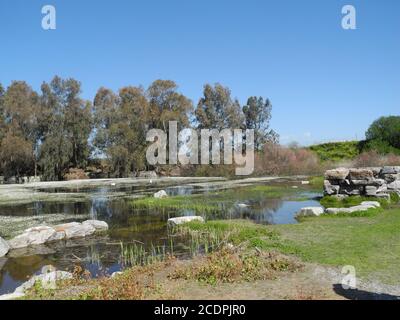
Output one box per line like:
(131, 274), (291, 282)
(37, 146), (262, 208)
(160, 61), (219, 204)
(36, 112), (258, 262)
(63, 168), (88, 180)
(255, 142), (323, 176)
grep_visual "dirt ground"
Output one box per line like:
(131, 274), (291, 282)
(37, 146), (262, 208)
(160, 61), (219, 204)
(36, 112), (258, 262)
(154, 260), (400, 300)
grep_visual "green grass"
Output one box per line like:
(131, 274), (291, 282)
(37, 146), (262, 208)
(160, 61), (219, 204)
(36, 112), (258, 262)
(270, 207), (400, 284)
(130, 195), (219, 213)
(308, 176), (324, 190)
(320, 195), (390, 209)
(182, 206), (400, 284)
(309, 141), (361, 162)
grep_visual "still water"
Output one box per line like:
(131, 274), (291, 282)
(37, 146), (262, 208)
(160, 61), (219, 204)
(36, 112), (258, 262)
(0, 181), (321, 295)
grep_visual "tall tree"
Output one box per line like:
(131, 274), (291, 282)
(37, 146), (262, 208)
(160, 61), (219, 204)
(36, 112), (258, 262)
(93, 86), (150, 177)
(195, 83), (244, 130)
(147, 80), (192, 131)
(243, 96), (278, 150)
(1, 81), (40, 176)
(39, 76), (92, 180)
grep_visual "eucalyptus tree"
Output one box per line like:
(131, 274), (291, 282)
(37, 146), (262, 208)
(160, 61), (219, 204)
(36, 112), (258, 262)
(39, 76), (92, 180)
(0, 81), (40, 177)
(147, 79), (193, 131)
(93, 86), (150, 177)
(195, 83), (244, 130)
(243, 96), (279, 150)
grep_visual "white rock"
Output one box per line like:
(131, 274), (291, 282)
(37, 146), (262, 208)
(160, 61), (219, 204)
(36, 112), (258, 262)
(83, 220), (109, 231)
(325, 207), (352, 214)
(154, 190), (168, 198)
(0, 237), (10, 257)
(8, 226), (56, 249)
(237, 203), (249, 208)
(325, 204), (376, 215)
(47, 230), (66, 242)
(348, 205), (375, 212)
(14, 271), (73, 293)
(301, 181), (310, 185)
(296, 207), (324, 217)
(325, 168), (349, 180)
(167, 216), (205, 226)
(111, 271), (123, 278)
(324, 180), (340, 195)
(54, 222), (95, 239)
(388, 181), (400, 190)
(360, 201), (381, 208)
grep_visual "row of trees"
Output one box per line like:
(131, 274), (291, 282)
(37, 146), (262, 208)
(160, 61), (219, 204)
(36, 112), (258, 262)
(0, 77), (277, 180)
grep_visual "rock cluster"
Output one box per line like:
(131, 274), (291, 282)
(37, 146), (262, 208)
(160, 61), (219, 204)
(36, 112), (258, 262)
(323, 167), (400, 198)
(2, 220), (108, 253)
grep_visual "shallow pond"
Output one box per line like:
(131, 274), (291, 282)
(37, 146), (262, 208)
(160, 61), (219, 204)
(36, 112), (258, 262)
(0, 179), (322, 295)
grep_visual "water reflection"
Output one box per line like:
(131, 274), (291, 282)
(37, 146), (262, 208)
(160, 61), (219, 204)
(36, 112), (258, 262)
(0, 183), (322, 295)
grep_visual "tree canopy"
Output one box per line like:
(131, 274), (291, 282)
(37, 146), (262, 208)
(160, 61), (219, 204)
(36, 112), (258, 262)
(0, 77), (277, 181)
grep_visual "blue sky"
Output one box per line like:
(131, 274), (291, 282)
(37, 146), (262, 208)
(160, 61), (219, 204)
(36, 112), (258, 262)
(0, 0), (399, 145)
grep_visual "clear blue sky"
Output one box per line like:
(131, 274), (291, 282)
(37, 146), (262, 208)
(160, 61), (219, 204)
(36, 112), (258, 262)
(1, 0), (399, 145)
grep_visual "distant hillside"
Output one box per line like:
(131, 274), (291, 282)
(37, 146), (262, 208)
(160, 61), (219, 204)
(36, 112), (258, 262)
(308, 141), (362, 162)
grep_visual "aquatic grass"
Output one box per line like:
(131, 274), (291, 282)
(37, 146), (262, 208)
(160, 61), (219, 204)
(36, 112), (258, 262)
(119, 242), (170, 267)
(130, 195), (220, 213)
(308, 176), (324, 190)
(129, 184), (302, 215)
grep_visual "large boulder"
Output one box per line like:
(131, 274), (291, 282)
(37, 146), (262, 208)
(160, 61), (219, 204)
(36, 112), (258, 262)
(350, 179), (385, 186)
(387, 181), (400, 190)
(324, 168), (349, 180)
(365, 186), (378, 196)
(296, 207), (324, 218)
(325, 204), (376, 215)
(349, 168), (373, 180)
(82, 220), (109, 231)
(167, 216), (205, 226)
(360, 201), (381, 208)
(8, 226), (56, 250)
(0, 237), (10, 257)
(323, 180), (340, 195)
(382, 174), (400, 183)
(364, 167), (382, 177)
(54, 222), (96, 239)
(381, 166), (400, 175)
(340, 186), (362, 196)
(325, 207), (352, 214)
(154, 190), (168, 199)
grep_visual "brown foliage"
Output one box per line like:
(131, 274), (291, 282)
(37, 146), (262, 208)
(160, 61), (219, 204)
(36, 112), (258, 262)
(255, 142), (323, 176)
(63, 168), (89, 180)
(352, 150), (400, 167)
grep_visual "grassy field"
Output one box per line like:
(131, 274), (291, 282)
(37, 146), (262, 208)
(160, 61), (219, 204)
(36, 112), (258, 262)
(182, 204), (400, 285)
